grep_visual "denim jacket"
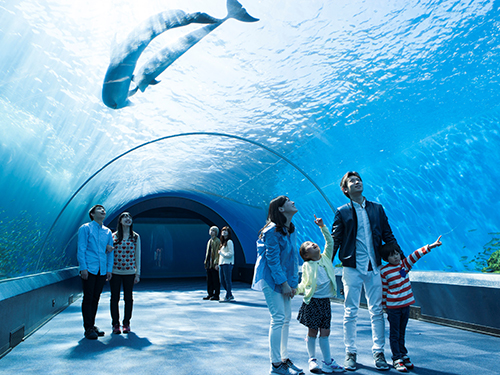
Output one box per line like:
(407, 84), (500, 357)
(252, 222), (299, 293)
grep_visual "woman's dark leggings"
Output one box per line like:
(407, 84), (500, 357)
(110, 273), (135, 326)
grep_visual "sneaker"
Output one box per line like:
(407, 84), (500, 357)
(283, 358), (304, 374)
(219, 298), (230, 303)
(112, 324), (121, 334)
(309, 358), (321, 374)
(373, 352), (390, 371)
(344, 352), (357, 371)
(84, 329), (98, 340)
(203, 295), (212, 300)
(322, 358), (344, 373)
(393, 359), (408, 372)
(228, 295), (235, 301)
(210, 296), (220, 301)
(93, 326), (105, 337)
(270, 362), (294, 375)
(122, 324), (130, 334)
(402, 355), (414, 369)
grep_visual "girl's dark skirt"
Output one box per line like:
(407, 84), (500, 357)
(297, 297), (331, 329)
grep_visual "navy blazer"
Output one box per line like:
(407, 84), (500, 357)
(331, 200), (397, 268)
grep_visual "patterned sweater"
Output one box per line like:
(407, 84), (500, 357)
(112, 233), (141, 276)
(380, 246), (430, 309)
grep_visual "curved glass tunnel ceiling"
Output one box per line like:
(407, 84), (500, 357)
(2, 0), (500, 279)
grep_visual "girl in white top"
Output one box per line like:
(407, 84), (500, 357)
(218, 226), (235, 302)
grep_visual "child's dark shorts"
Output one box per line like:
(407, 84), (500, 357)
(297, 297), (331, 329)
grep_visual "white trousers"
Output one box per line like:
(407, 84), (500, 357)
(342, 267), (385, 354)
(262, 281), (291, 363)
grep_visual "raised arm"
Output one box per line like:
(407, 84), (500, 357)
(403, 235), (443, 271)
(313, 215), (334, 260)
(428, 235), (442, 250)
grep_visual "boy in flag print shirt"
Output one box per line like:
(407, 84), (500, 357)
(379, 236), (442, 372)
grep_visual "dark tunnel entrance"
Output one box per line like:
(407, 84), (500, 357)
(106, 196), (247, 280)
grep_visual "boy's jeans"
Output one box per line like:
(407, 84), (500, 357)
(386, 306), (410, 360)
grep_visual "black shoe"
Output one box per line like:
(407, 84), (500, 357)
(84, 329), (98, 340)
(93, 326), (105, 337)
(203, 295), (212, 300)
(210, 296), (220, 301)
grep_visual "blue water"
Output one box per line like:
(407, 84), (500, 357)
(1, 0), (500, 279)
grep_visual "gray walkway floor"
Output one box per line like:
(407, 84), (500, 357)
(0, 278), (498, 375)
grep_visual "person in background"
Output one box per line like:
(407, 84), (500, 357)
(218, 226), (235, 302)
(297, 215), (344, 373)
(110, 212), (141, 334)
(203, 226), (221, 300)
(252, 196), (304, 375)
(380, 236), (442, 372)
(331, 171), (399, 371)
(77, 204), (114, 340)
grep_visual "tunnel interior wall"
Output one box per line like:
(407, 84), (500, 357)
(1, 0), (500, 350)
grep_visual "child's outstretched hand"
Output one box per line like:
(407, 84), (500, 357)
(314, 215), (324, 227)
(428, 235), (442, 250)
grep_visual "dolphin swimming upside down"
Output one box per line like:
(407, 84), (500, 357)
(102, 0), (258, 109)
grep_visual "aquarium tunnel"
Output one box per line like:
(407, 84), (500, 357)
(1, 0), (500, 355)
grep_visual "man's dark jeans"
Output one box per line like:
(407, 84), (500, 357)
(206, 268), (220, 298)
(81, 272), (106, 331)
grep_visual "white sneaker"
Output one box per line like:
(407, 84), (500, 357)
(309, 358), (321, 374)
(322, 358), (345, 373)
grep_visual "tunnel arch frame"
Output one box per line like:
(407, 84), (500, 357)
(37, 131), (335, 269)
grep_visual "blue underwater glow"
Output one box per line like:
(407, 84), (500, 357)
(1, 0), (500, 279)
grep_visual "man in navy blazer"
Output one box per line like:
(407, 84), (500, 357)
(331, 171), (398, 371)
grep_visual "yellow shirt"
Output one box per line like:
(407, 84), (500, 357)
(297, 225), (337, 304)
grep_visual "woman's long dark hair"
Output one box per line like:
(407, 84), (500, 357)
(115, 212), (138, 243)
(220, 226), (232, 248)
(259, 195), (295, 237)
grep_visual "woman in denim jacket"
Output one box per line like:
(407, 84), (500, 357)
(252, 196), (303, 375)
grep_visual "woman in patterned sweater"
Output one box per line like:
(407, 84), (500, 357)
(380, 235), (442, 372)
(110, 212), (141, 334)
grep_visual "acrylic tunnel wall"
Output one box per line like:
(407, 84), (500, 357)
(1, 0), (500, 344)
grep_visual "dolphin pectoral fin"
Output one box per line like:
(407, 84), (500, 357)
(150, 79), (161, 85)
(128, 86), (139, 97)
(227, 0), (259, 22)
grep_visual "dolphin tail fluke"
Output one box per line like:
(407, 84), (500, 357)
(227, 0), (259, 22)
